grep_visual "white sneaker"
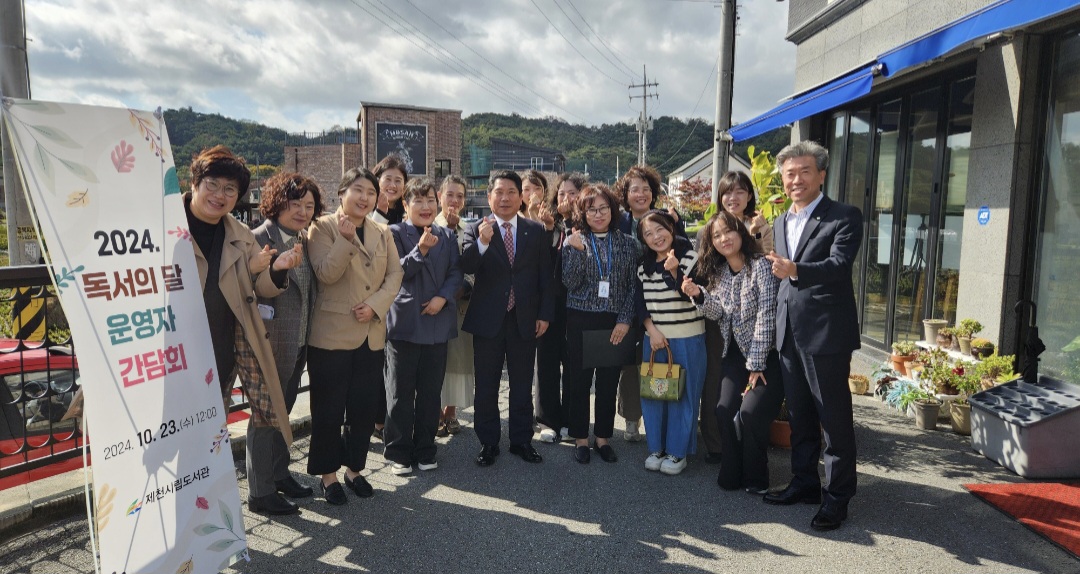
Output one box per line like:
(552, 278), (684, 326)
(390, 462), (413, 475)
(660, 455), (686, 475)
(538, 428), (559, 443)
(417, 459), (438, 471)
(559, 427), (573, 443)
(645, 452), (665, 471)
(624, 420), (643, 442)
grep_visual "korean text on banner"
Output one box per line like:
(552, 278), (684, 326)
(1, 98), (248, 574)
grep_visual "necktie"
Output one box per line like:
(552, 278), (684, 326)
(503, 222), (515, 311)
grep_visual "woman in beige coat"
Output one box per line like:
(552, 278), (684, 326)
(306, 167), (403, 505)
(184, 146), (304, 516)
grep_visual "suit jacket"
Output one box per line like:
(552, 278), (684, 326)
(386, 221), (464, 344)
(306, 209), (404, 351)
(253, 218), (315, 387)
(192, 212), (292, 444)
(773, 194), (863, 355)
(460, 216), (554, 339)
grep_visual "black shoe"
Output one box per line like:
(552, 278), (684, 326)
(763, 484), (822, 506)
(703, 452), (722, 465)
(475, 444), (500, 467)
(508, 443), (543, 463)
(275, 476), (313, 498)
(319, 481), (347, 506)
(344, 474), (373, 498)
(744, 485), (770, 495)
(594, 444), (618, 463)
(811, 502), (848, 531)
(573, 445), (591, 464)
(248, 492), (299, 515)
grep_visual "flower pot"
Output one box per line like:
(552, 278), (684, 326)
(937, 332), (955, 349)
(848, 377), (869, 395)
(923, 319), (948, 344)
(769, 419), (791, 448)
(890, 354), (915, 377)
(950, 401), (971, 435)
(972, 345), (994, 360)
(958, 336), (972, 356)
(913, 400), (940, 430)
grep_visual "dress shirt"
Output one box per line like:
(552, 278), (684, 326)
(476, 214), (519, 256)
(785, 191), (825, 259)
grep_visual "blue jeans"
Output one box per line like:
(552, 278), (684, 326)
(641, 333), (707, 458)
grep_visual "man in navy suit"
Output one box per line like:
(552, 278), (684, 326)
(763, 141), (863, 531)
(461, 170), (554, 466)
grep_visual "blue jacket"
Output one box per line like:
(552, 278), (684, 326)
(386, 222), (464, 344)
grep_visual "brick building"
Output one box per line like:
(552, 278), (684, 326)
(283, 142), (362, 212)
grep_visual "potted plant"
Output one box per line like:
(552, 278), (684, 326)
(937, 326), (956, 350)
(950, 370), (982, 435)
(871, 364), (896, 401)
(974, 353), (1016, 390)
(890, 340), (918, 376)
(769, 400), (791, 448)
(901, 387), (941, 430)
(970, 337), (995, 359)
(926, 360), (966, 396)
(955, 319), (984, 355)
(848, 373), (870, 395)
(923, 318), (948, 345)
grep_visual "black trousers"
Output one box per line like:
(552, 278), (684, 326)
(779, 322), (857, 505)
(306, 342), (384, 476)
(565, 309), (621, 440)
(699, 320), (724, 454)
(535, 297), (569, 431)
(715, 345), (784, 490)
(283, 344), (307, 413)
(472, 309), (537, 446)
(383, 339), (448, 465)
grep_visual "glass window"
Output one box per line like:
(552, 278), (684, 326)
(863, 99), (902, 344)
(932, 77), (975, 325)
(434, 159), (451, 179)
(845, 110), (872, 319)
(825, 114), (846, 199)
(1034, 32), (1080, 383)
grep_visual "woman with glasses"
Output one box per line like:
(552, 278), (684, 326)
(183, 146), (304, 515)
(252, 172), (325, 505)
(561, 184), (638, 464)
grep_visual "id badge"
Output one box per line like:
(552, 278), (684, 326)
(598, 281), (610, 298)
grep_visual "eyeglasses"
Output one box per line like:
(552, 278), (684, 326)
(585, 206), (611, 217)
(203, 178), (240, 198)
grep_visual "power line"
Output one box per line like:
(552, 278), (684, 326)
(564, 0), (637, 77)
(653, 54), (720, 170)
(550, 0), (635, 80)
(529, 0), (626, 87)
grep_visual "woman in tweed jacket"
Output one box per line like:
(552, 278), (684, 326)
(682, 210), (783, 494)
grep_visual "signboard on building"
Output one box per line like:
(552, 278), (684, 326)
(375, 122), (427, 175)
(2, 99), (248, 574)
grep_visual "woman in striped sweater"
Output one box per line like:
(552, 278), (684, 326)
(635, 210), (707, 475)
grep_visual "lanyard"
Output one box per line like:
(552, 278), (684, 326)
(589, 232), (613, 280)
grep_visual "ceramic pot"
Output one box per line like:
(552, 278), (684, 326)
(769, 420), (791, 448)
(958, 336), (973, 355)
(913, 400), (941, 430)
(923, 319), (948, 344)
(951, 401), (971, 435)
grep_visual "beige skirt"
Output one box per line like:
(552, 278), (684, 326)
(442, 300), (475, 408)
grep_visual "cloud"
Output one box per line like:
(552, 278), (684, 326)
(24, 0), (795, 132)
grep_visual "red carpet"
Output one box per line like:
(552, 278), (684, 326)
(964, 481), (1080, 559)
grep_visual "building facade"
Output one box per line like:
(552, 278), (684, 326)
(358, 102), (462, 181)
(734, 0), (1080, 383)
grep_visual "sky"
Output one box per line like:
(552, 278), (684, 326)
(22, 0), (796, 133)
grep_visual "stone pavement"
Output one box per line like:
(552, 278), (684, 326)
(2, 356), (1078, 573)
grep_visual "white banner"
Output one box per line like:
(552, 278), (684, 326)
(2, 98), (248, 574)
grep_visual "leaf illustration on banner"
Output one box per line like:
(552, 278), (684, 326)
(211, 425), (229, 454)
(219, 500), (233, 531)
(95, 483), (116, 533)
(207, 539), (238, 552)
(53, 265), (84, 293)
(128, 109), (169, 162)
(164, 166), (181, 195)
(33, 142), (55, 192)
(111, 140), (135, 173)
(66, 189), (90, 207)
(29, 124), (80, 148)
(175, 557), (194, 574)
(196, 496), (209, 510)
(168, 226), (192, 242)
(58, 157), (100, 184)
(12, 100), (64, 114)
(205, 369), (214, 385)
(193, 523), (221, 536)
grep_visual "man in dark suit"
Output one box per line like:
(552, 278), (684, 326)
(764, 141), (863, 531)
(461, 170), (554, 466)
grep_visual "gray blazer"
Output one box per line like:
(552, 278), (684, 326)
(387, 221), (463, 345)
(253, 218), (316, 385)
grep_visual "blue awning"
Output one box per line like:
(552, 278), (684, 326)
(729, 65), (875, 142)
(878, 0), (1080, 77)
(730, 0), (1080, 142)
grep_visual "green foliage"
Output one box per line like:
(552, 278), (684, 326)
(891, 340), (918, 356)
(955, 318), (984, 338)
(163, 107), (288, 169)
(975, 353), (1015, 383)
(747, 145), (787, 223)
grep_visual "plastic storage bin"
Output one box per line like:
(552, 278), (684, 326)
(969, 376), (1080, 479)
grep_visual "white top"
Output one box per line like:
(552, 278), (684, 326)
(785, 192), (824, 258)
(477, 214), (519, 256)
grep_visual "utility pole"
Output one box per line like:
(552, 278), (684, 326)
(710, 0), (737, 203)
(1, 0), (36, 266)
(629, 65), (658, 166)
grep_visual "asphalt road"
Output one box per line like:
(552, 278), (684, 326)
(2, 387), (1077, 574)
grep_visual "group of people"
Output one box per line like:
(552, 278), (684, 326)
(184, 138), (863, 532)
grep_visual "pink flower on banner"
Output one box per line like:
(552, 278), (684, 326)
(195, 496), (209, 510)
(205, 369), (214, 385)
(111, 140), (135, 173)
